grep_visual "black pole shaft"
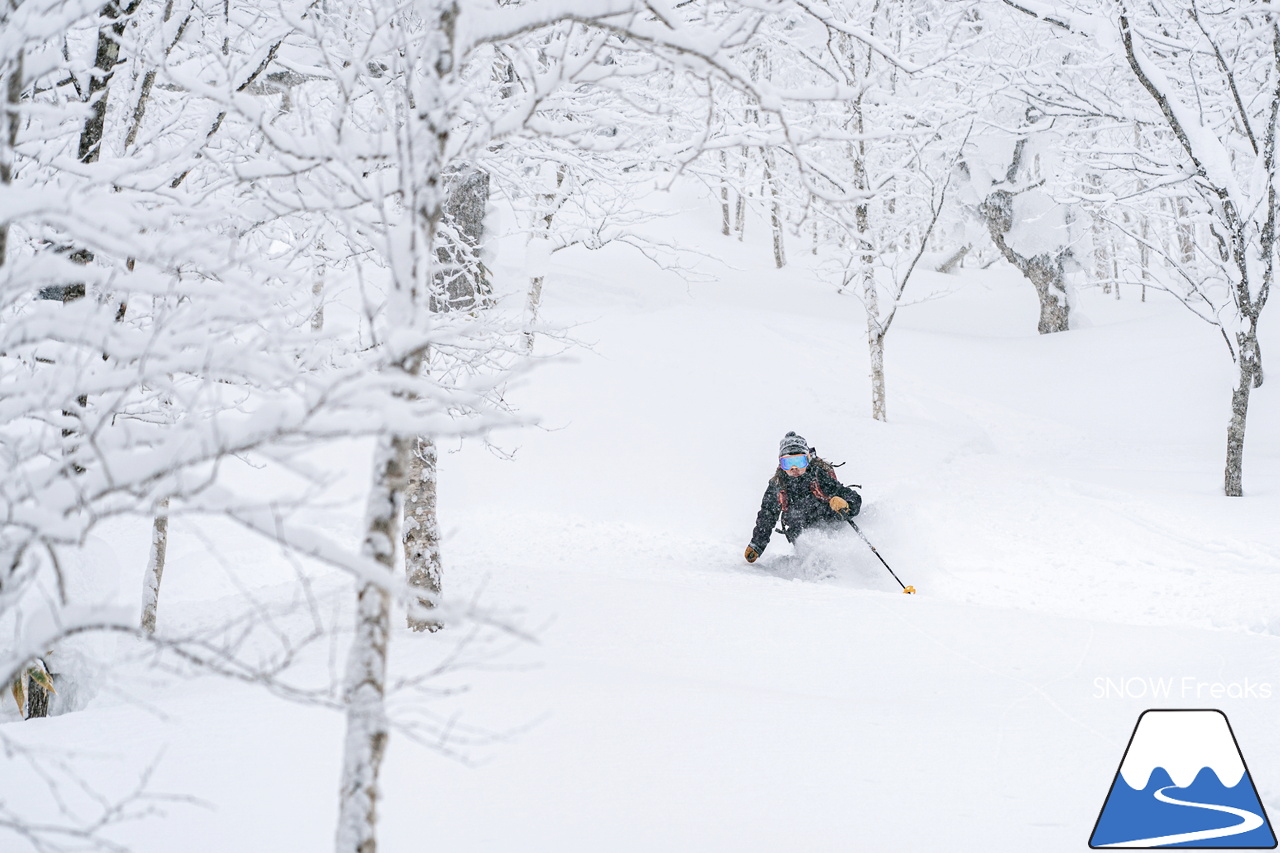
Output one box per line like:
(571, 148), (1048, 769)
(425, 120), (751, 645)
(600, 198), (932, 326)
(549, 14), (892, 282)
(845, 516), (908, 591)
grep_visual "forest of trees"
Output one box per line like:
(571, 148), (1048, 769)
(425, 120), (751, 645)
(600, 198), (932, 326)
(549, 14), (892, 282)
(1, 0), (1275, 850)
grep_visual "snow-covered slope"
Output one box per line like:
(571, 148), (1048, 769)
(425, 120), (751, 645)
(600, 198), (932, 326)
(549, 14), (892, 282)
(4, 186), (1280, 852)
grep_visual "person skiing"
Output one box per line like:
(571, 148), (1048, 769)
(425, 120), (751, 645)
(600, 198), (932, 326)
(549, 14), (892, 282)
(744, 431), (862, 563)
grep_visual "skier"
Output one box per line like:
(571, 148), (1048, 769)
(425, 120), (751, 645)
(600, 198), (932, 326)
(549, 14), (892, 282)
(744, 431), (862, 563)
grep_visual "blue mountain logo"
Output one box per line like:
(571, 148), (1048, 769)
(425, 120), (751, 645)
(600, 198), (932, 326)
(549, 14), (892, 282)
(1090, 709), (1276, 848)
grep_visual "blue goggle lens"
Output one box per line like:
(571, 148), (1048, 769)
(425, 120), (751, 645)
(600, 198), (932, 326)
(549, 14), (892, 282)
(779, 454), (809, 471)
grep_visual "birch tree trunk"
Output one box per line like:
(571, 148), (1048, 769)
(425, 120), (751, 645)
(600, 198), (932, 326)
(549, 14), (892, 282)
(336, 433), (413, 853)
(140, 497), (169, 635)
(734, 145), (747, 240)
(763, 147), (785, 268)
(861, 237), (886, 421)
(850, 86), (887, 422)
(312, 240), (325, 332)
(1176, 197), (1195, 263)
(1223, 332), (1260, 498)
(867, 325), (887, 421)
(1138, 214), (1150, 302)
(402, 169), (487, 634)
(336, 4), (462, 842)
(403, 437), (442, 632)
(524, 164), (566, 353)
(719, 150), (732, 236)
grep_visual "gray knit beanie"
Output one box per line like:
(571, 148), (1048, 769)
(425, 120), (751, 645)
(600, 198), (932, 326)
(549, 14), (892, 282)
(778, 431), (808, 456)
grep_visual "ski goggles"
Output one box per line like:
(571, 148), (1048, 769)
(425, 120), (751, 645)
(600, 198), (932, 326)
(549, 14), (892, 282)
(779, 453), (809, 471)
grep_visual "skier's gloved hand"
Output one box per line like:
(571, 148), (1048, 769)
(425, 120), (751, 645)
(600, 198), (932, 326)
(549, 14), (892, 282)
(829, 496), (849, 513)
(745, 545), (762, 563)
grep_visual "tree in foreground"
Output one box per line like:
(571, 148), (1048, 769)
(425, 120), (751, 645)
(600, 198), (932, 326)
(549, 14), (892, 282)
(1004, 0), (1279, 495)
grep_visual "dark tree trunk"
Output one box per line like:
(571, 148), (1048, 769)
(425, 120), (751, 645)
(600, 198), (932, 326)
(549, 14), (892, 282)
(80, 1), (138, 165)
(936, 244), (969, 274)
(0, 49), (21, 266)
(16, 660), (54, 719)
(979, 189), (1070, 334)
(25, 681), (50, 718)
(433, 167), (489, 312)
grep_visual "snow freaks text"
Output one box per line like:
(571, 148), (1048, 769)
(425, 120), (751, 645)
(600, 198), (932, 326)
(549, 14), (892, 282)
(1093, 678), (1273, 701)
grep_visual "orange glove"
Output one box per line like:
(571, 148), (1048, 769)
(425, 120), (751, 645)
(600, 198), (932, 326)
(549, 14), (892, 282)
(829, 496), (849, 513)
(745, 546), (760, 563)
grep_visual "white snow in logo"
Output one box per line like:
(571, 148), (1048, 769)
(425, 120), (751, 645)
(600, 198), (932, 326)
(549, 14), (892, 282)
(1118, 710), (1246, 790)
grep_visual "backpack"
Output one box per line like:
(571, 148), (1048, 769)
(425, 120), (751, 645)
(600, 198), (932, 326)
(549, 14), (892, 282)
(773, 452), (840, 514)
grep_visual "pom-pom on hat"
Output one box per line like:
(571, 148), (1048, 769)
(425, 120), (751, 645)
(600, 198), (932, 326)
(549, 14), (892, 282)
(778, 431), (808, 456)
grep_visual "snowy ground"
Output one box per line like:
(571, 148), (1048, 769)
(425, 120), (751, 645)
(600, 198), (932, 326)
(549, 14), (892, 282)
(5, 188), (1280, 852)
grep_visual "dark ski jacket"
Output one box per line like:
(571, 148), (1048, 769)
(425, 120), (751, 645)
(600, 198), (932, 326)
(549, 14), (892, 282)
(749, 457), (861, 553)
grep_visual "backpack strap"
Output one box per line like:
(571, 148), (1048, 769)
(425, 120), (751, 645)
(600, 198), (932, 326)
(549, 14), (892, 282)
(808, 455), (838, 502)
(809, 478), (830, 502)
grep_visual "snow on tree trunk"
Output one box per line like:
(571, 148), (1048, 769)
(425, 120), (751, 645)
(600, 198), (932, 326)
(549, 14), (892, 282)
(78, 1), (133, 165)
(1107, 10), (1277, 497)
(734, 146), (747, 240)
(936, 244), (969, 274)
(403, 437), (442, 632)
(44, 0), (134, 463)
(851, 109), (887, 422)
(863, 243), (887, 421)
(1088, 174), (1110, 293)
(1176, 197), (1195, 264)
(434, 167), (490, 313)
(335, 580), (390, 853)
(312, 240), (325, 332)
(868, 328), (887, 422)
(337, 0), (462, 842)
(1138, 213), (1150, 302)
(140, 497), (170, 635)
(524, 274), (544, 354)
(1225, 330), (1262, 497)
(403, 172), (488, 634)
(124, 68), (156, 152)
(719, 150), (732, 236)
(336, 433), (411, 853)
(524, 164), (565, 353)
(979, 189), (1070, 334)
(764, 147), (785, 268)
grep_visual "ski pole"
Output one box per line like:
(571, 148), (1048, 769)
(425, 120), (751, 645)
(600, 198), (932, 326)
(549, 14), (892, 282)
(843, 514), (916, 595)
